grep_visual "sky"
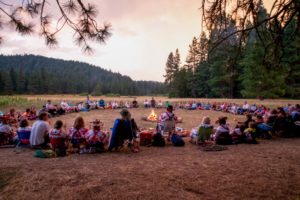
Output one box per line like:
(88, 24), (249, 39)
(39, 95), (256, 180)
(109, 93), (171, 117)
(0, 0), (273, 82)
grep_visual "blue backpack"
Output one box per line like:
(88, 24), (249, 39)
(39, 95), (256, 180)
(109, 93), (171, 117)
(171, 134), (185, 147)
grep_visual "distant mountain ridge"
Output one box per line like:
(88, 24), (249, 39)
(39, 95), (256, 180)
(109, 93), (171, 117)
(0, 54), (166, 95)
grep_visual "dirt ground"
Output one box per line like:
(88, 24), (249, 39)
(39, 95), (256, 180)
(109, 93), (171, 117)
(0, 107), (300, 200)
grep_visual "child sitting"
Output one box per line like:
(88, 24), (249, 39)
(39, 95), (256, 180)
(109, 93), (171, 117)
(197, 117), (213, 144)
(17, 119), (31, 146)
(86, 119), (108, 153)
(49, 120), (68, 156)
(243, 121), (258, 144)
(69, 117), (88, 154)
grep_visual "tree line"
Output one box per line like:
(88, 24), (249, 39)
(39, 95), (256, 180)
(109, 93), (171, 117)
(0, 54), (166, 96)
(164, 1), (300, 99)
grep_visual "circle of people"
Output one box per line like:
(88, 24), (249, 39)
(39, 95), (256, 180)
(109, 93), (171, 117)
(0, 97), (299, 157)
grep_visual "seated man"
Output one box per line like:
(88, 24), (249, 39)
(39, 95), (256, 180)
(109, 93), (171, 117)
(46, 100), (57, 116)
(29, 112), (50, 148)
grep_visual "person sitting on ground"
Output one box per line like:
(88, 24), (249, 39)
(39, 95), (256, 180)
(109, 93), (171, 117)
(257, 109), (278, 137)
(150, 97), (156, 108)
(98, 99), (106, 109)
(46, 100), (57, 116)
(0, 118), (14, 145)
(119, 100), (125, 109)
(112, 101), (119, 109)
(237, 114), (253, 133)
(61, 100), (73, 112)
(21, 108), (31, 120)
(49, 120), (68, 156)
(29, 112), (50, 148)
(291, 104), (300, 121)
(132, 98), (138, 108)
(158, 105), (177, 140)
(69, 117), (88, 153)
(144, 99), (150, 108)
(243, 121), (258, 144)
(250, 104), (257, 114)
(242, 101), (250, 114)
(273, 107), (289, 137)
(157, 100), (163, 108)
(125, 101), (131, 108)
(213, 116), (232, 145)
(29, 106), (37, 120)
(86, 119), (109, 153)
(191, 102), (197, 110)
(109, 109), (139, 152)
(16, 119), (31, 146)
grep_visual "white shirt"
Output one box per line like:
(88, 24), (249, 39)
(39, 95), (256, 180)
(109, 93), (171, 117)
(243, 104), (250, 110)
(0, 124), (12, 134)
(30, 120), (50, 146)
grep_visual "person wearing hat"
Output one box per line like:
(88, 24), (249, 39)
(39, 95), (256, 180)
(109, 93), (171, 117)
(86, 119), (108, 153)
(213, 116), (233, 145)
(108, 109), (139, 152)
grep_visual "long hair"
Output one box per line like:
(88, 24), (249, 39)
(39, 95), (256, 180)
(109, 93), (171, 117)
(73, 116), (84, 130)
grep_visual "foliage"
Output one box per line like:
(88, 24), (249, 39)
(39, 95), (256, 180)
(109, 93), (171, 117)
(0, 54), (166, 96)
(0, 0), (111, 53)
(164, 1), (300, 99)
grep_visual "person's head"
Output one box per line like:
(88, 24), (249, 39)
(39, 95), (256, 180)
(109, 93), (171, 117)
(167, 105), (173, 113)
(216, 116), (227, 125)
(54, 120), (63, 130)
(257, 115), (263, 121)
(25, 108), (30, 113)
(74, 116), (85, 130)
(278, 107), (286, 116)
(38, 112), (48, 121)
(91, 119), (102, 131)
(246, 114), (252, 120)
(9, 108), (15, 114)
(202, 116), (211, 125)
(19, 119), (29, 128)
(47, 100), (51, 103)
(270, 109), (278, 115)
(120, 109), (131, 120)
(249, 121), (256, 129)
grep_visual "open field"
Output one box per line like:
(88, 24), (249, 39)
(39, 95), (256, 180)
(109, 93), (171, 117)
(0, 95), (300, 200)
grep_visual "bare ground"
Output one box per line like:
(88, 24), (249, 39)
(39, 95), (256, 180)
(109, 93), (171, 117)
(0, 108), (300, 200)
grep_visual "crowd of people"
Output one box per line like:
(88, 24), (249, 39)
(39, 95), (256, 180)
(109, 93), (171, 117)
(0, 96), (299, 157)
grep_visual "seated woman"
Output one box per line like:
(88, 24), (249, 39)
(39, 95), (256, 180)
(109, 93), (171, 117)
(98, 99), (105, 109)
(0, 118), (14, 145)
(106, 102), (113, 109)
(17, 119), (31, 146)
(49, 120), (68, 156)
(108, 109), (139, 152)
(86, 119), (109, 153)
(190, 116), (213, 144)
(213, 116), (232, 145)
(125, 101), (131, 108)
(272, 107), (289, 137)
(69, 117), (88, 153)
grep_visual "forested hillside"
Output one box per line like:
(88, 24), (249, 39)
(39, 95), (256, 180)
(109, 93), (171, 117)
(0, 55), (166, 95)
(164, 1), (300, 99)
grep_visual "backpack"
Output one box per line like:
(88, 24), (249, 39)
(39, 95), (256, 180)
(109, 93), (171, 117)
(152, 133), (165, 147)
(171, 134), (185, 147)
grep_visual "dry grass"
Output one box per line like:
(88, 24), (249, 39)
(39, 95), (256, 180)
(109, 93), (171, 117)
(0, 96), (300, 200)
